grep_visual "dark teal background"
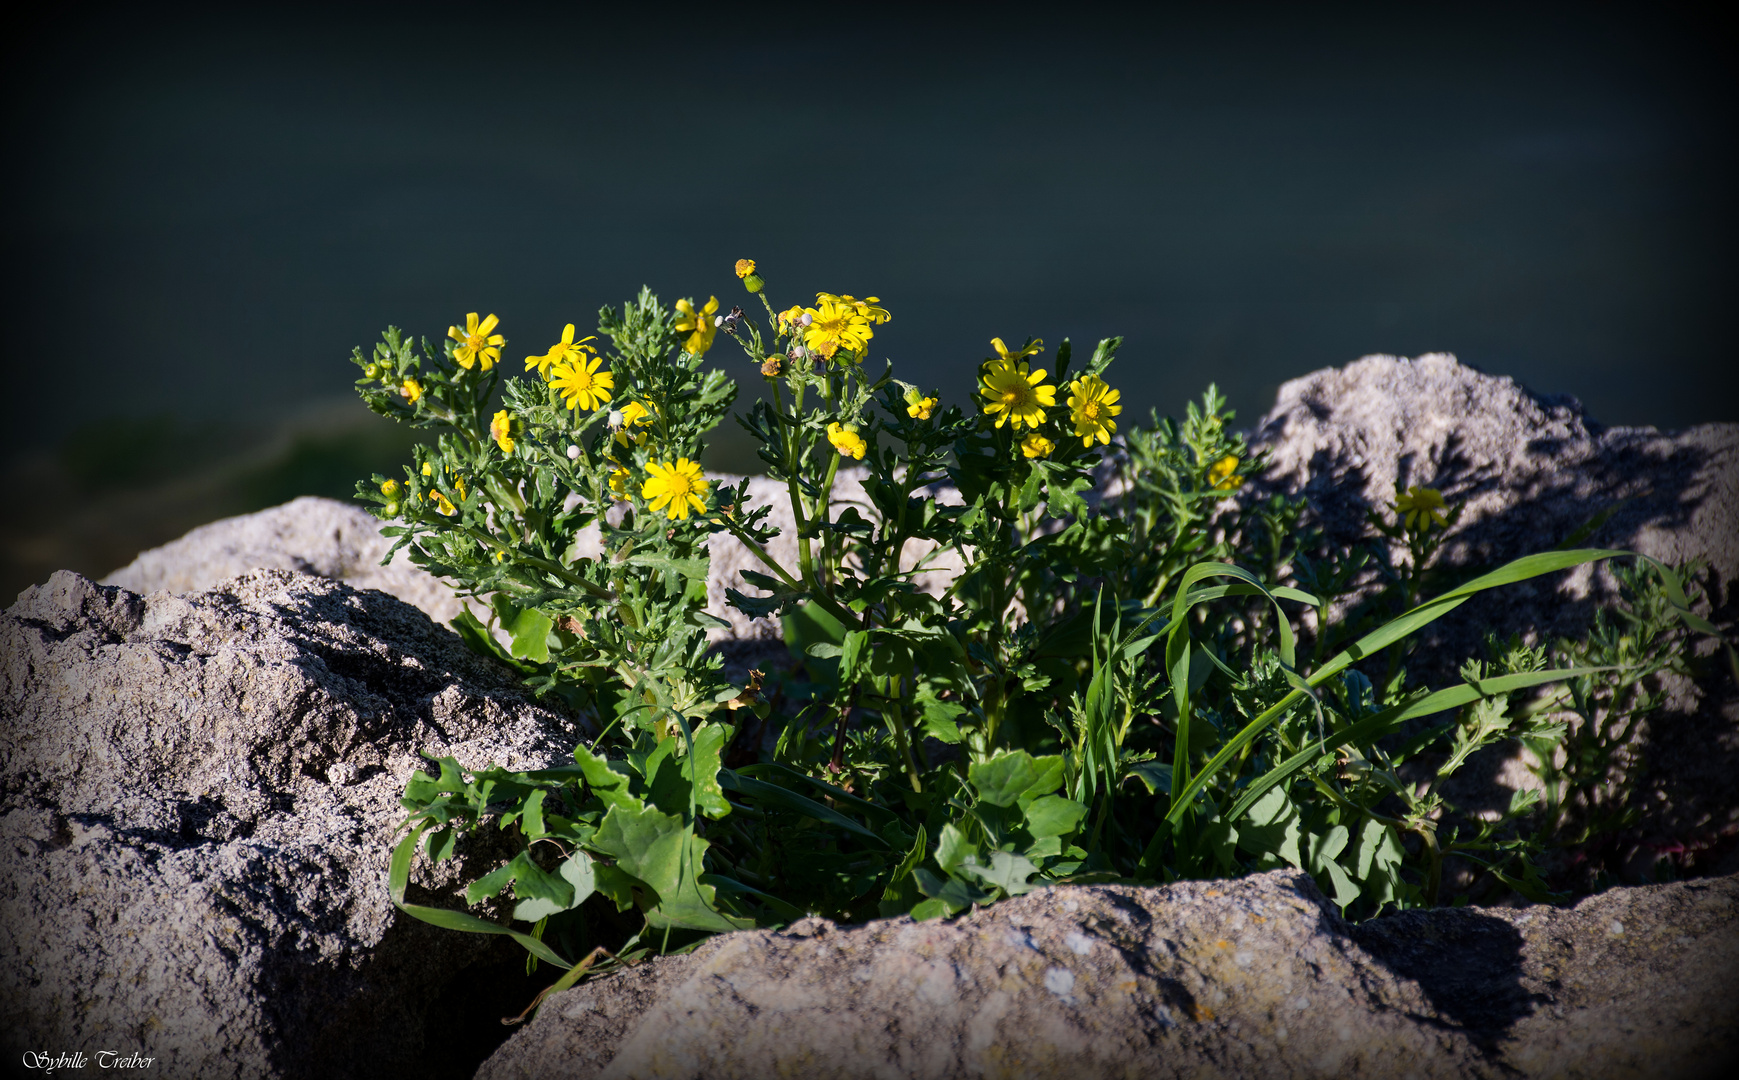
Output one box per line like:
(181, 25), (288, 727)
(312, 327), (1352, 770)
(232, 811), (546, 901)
(0, 4), (1733, 594)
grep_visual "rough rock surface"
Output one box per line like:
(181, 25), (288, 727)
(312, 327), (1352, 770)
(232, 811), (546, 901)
(102, 494), (476, 629)
(0, 569), (579, 1079)
(1249, 353), (1739, 872)
(476, 868), (1739, 1080)
(1251, 351), (1738, 648)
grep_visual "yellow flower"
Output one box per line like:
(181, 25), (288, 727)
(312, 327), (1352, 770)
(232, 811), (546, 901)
(674, 297), (720, 357)
(380, 478), (401, 497)
(400, 377), (423, 403)
(827, 422), (868, 460)
(803, 295), (875, 361)
(1395, 485), (1449, 532)
(979, 355), (1056, 430)
(906, 394), (938, 421)
(1067, 374), (1122, 447)
(777, 305), (806, 332)
(455, 476), (467, 502)
(991, 337), (1044, 365)
(490, 410), (515, 454)
(492, 549), (509, 564)
(642, 458), (710, 520)
(428, 490), (457, 516)
(526, 324), (597, 380)
(816, 293), (890, 326)
(447, 312), (504, 371)
(761, 355), (783, 377)
(735, 259), (757, 278)
(608, 467), (632, 495)
(551, 353), (615, 411)
(612, 400), (653, 447)
(1021, 432), (1055, 459)
(421, 461), (434, 477)
(1208, 455), (1243, 491)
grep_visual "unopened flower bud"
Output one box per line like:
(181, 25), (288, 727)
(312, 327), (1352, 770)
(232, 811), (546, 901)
(383, 501), (400, 517)
(800, 312), (813, 326)
(743, 272), (765, 294)
(363, 363), (381, 379)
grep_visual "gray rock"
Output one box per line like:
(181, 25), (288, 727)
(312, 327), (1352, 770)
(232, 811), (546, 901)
(1249, 353), (1739, 873)
(0, 569), (579, 1079)
(101, 494), (475, 630)
(476, 868), (1739, 1080)
(1251, 351), (1738, 643)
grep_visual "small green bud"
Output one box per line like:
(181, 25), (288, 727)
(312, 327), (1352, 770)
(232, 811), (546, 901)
(364, 363), (381, 379)
(743, 273), (765, 294)
(383, 501), (400, 517)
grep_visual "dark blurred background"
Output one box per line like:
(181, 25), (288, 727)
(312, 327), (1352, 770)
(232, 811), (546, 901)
(2, 3), (1734, 600)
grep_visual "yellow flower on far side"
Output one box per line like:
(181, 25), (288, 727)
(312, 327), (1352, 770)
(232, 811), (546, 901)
(400, 377), (423, 403)
(526, 324), (597, 379)
(1395, 485), (1449, 532)
(380, 478), (401, 497)
(816, 293), (890, 325)
(907, 394), (938, 420)
(612, 400), (653, 447)
(608, 467), (632, 496)
(1208, 455), (1243, 491)
(979, 355), (1056, 430)
(490, 410), (515, 454)
(428, 490), (457, 516)
(674, 297), (720, 357)
(642, 458), (710, 520)
(735, 259), (756, 278)
(804, 295), (875, 361)
(827, 422), (868, 460)
(551, 353), (615, 412)
(1067, 374), (1122, 447)
(1021, 432), (1055, 459)
(991, 337), (1044, 365)
(448, 312), (505, 371)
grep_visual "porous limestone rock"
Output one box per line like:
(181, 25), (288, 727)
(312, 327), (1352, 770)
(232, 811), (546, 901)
(1248, 353), (1739, 870)
(0, 569), (579, 1079)
(475, 868), (1739, 1080)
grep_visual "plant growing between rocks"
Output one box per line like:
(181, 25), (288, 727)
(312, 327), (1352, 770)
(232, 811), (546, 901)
(347, 262), (1728, 1011)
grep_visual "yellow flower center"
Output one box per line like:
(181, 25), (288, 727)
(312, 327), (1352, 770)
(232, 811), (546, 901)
(664, 472), (700, 498)
(1080, 400), (1103, 420)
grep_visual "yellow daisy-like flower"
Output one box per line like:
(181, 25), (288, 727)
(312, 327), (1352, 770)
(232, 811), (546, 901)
(1067, 374), (1122, 447)
(979, 356), (1056, 430)
(612, 400), (653, 447)
(816, 293), (890, 326)
(735, 259), (756, 278)
(804, 295), (875, 361)
(991, 337), (1044, 365)
(1395, 485), (1449, 532)
(642, 458), (710, 521)
(907, 394), (938, 421)
(551, 354), (615, 412)
(400, 377), (423, 404)
(1208, 455), (1243, 491)
(428, 490), (457, 516)
(674, 297), (720, 357)
(447, 312), (504, 371)
(608, 467), (632, 496)
(1021, 432), (1055, 459)
(526, 324), (597, 380)
(776, 305), (806, 333)
(490, 410), (515, 455)
(827, 422), (868, 460)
